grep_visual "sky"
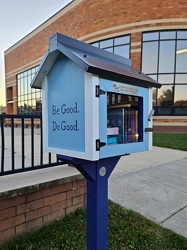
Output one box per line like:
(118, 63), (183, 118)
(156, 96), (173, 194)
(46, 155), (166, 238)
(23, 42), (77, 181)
(0, 0), (72, 106)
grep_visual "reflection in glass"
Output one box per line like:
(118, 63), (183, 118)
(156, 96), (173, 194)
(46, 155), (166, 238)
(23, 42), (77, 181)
(32, 99), (36, 111)
(27, 100), (32, 113)
(22, 79), (25, 96)
(114, 36), (130, 45)
(17, 65), (41, 114)
(20, 78), (23, 95)
(23, 78), (28, 95)
(142, 30), (187, 115)
(100, 39), (113, 48)
(19, 95), (23, 102)
(159, 41), (175, 73)
(104, 47), (113, 53)
(36, 99), (42, 112)
(176, 41), (187, 72)
(23, 102), (28, 113)
(114, 45), (129, 58)
(177, 31), (187, 39)
(31, 92), (36, 99)
(31, 87), (36, 94)
(175, 74), (187, 84)
(174, 85), (187, 106)
(160, 31), (175, 40)
(36, 91), (41, 98)
(175, 107), (187, 115)
(158, 107), (172, 115)
(152, 88), (157, 106)
(91, 35), (130, 59)
(31, 68), (36, 74)
(142, 42), (158, 73)
(18, 103), (21, 114)
(148, 74), (157, 81)
(143, 32), (159, 41)
(28, 75), (32, 93)
(157, 85), (173, 106)
(17, 79), (20, 96)
(91, 42), (99, 47)
(18, 102), (24, 114)
(158, 74), (174, 84)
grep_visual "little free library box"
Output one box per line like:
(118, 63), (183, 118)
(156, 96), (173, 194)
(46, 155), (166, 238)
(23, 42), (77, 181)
(31, 33), (161, 161)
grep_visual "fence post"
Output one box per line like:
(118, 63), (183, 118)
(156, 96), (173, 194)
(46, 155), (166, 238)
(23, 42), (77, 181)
(0, 116), (5, 172)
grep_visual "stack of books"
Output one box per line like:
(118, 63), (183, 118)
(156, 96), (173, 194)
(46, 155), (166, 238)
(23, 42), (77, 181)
(107, 127), (119, 144)
(107, 107), (139, 145)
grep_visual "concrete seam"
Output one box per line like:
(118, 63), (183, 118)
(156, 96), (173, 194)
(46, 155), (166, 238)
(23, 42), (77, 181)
(135, 170), (187, 195)
(160, 204), (187, 224)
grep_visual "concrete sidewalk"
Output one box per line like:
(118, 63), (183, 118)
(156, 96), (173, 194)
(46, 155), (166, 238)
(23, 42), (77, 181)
(109, 146), (187, 238)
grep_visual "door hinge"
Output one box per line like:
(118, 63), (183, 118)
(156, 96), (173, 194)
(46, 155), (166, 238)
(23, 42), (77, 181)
(95, 85), (106, 97)
(96, 139), (106, 151)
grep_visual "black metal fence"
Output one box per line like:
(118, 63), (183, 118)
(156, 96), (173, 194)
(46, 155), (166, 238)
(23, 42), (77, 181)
(0, 114), (64, 176)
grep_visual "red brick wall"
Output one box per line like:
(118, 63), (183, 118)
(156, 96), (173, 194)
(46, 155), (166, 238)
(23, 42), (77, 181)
(0, 177), (86, 245)
(153, 118), (187, 133)
(4, 0), (187, 114)
(154, 126), (187, 133)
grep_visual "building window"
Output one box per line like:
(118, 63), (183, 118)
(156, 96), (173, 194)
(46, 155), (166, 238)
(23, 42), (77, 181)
(91, 35), (130, 59)
(17, 66), (42, 114)
(142, 30), (187, 115)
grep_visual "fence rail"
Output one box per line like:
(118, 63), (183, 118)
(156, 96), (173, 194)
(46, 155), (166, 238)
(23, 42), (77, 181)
(0, 114), (64, 176)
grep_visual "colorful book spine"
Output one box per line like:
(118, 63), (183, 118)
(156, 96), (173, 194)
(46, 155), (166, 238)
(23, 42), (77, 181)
(124, 108), (138, 143)
(124, 109), (128, 143)
(135, 110), (138, 142)
(107, 107), (139, 145)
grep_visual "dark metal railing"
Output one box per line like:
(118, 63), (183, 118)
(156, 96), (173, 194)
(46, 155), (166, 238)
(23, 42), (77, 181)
(0, 114), (64, 176)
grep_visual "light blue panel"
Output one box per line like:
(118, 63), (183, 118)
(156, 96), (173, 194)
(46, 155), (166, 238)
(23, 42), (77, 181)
(47, 54), (85, 152)
(99, 78), (149, 159)
(142, 87), (149, 150)
(100, 141), (148, 158)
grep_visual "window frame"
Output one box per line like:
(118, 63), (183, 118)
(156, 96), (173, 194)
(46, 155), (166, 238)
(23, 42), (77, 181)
(141, 30), (187, 116)
(17, 65), (41, 115)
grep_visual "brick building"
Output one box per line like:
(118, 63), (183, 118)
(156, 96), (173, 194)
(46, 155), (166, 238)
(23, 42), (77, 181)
(4, 0), (187, 131)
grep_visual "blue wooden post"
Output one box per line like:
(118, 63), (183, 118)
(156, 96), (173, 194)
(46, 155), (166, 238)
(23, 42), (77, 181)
(57, 155), (120, 250)
(75, 156), (120, 250)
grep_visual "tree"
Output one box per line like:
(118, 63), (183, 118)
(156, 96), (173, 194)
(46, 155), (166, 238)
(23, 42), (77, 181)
(174, 100), (187, 106)
(158, 88), (173, 106)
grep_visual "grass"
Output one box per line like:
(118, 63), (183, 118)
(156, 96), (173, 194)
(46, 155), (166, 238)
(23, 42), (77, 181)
(153, 133), (187, 151)
(1, 202), (187, 250)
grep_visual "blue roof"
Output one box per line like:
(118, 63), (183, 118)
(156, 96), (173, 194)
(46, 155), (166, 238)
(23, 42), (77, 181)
(31, 32), (161, 89)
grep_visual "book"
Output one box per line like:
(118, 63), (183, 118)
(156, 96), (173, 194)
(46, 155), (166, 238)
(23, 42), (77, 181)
(107, 137), (117, 144)
(107, 107), (139, 145)
(107, 127), (119, 136)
